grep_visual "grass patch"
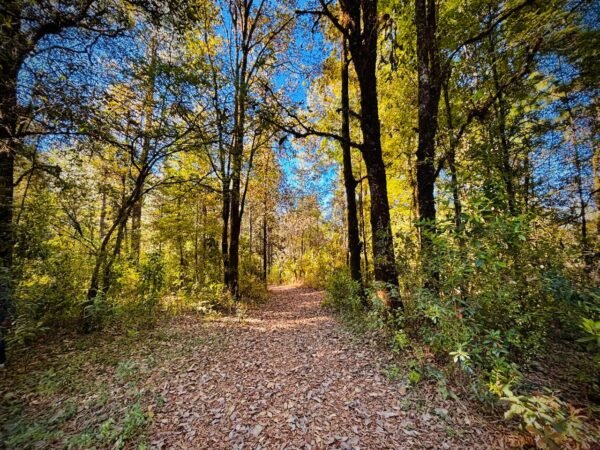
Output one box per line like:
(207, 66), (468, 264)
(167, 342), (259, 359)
(0, 315), (216, 449)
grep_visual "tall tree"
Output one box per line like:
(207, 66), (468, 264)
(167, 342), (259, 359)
(303, 0), (402, 308)
(80, 31), (207, 330)
(415, 0), (442, 288)
(340, 37), (362, 287)
(0, 0), (133, 335)
(195, 0), (292, 298)
(130, 33), (159, 264)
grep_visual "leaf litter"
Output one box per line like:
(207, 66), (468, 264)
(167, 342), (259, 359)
(150, 286), (516, 449)
(1, 286), (522, 449)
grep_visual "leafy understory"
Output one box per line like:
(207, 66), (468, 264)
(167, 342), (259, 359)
(0, 287), (551, 449)
(0, 0), (598, 448)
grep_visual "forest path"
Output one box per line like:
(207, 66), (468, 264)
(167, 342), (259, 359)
(150, 286), (505, 449)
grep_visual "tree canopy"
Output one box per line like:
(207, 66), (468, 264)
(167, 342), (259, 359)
(0, 0), (599, 447)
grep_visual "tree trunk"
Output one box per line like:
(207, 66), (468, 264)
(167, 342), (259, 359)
(228, 145), (244, 299)
(131, 200), (142, 261)
(0, 14), (22, 329)
(443, 82), (462, 232)
(344, 0), (401, 308)
(194, 198), (201, 284)
(221, 179), (231, 287)
(489, 33), (516, 215)
(101, 220), (126, 295)
(83, 212), (128, 332)
(99, 168), (108, 240)
(249, 209), (253, 255)
(228, 2), (250, 301)
(202, 204), (207, 283)
(262, 152), (270, 285)
(415, 0), (442, 290)
(574, 142), (590, 265)
(131, 35), (158, 264)
(262, 214), (268, 284)
(83, 171), (147, 331)
(177, 197), (187, 282)
(593, 140), (600, 238)
(0, 139), (15, 322)
(341, 37), (363, 287)
(359, 171), (370, 281)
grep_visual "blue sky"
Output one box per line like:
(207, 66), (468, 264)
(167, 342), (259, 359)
(20, 3), (341, 220)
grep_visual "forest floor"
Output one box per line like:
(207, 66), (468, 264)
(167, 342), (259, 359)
(1, 286), (527, 449)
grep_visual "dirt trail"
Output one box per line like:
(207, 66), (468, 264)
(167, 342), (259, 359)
(151, 286), (507, 449)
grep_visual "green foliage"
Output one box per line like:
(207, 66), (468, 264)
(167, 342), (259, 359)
(578, 318), (600, 350)
(407, 370), (421, 385)
(118, 404), (148, 448)
(10, 249), (88, 344)
(391, 330), (409, 354)
(449, 344), (471, 370)
(486, 357), (522, 397)
(162, 282), (232, 315)
(2, 0), (598, 446)
(82, 292), (113, 331)
(115, 360), (139, 382)
(323, 270), (363, 319)
(239, 274), (268, 303)
(382, 364), (402, 381)
(140, 251), (166, 300)
(502, 388), (593, 449)
(578, 318), (600, 367)
(402, 205), (598, 374)
(4, 421), (63, 449)
(9, 315), (49, 346)
(93, 403), (148, 449)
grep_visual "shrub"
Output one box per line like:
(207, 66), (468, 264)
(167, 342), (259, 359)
(578, 318), (600, 368)
(323, 270), (363, 318)
(239, 274), (268, 303)
(502, 388), (593, 449)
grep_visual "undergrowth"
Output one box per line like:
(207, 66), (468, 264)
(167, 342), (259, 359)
(324, 267), (600, 449)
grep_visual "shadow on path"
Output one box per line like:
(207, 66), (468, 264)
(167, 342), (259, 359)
(150, 286), (507, 449)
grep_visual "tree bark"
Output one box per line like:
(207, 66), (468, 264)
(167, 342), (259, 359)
(0, 8), (23, 335)
(202, 204), (207, 283)
(130, 199), (142, 261)
(341, 0), (401, 308)
(228, 87), (245, 299)
(131, 35), (158, 264)
(442, 82), (462, 232)
(194, 199), (201, 284)
(83, 168), (148, 331)
(261, 148), (271, 285)
(262, 215), (268, 284)
(221, 179), (231, 287)
(340, 37), (363, 287)
(249, 209), (253, 255)
(489, 32), (517, 216)
(415, 0), (442, 289)
(594, 139), (600, 238)
(574, 142), (590, 264)
(358, 163), (370, 281)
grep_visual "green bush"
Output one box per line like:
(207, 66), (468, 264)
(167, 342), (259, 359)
(502, 388), (592, 449)
(578, 318), (600, 368)
(323, 270), (363, 318)
(239, 274), (268, 303)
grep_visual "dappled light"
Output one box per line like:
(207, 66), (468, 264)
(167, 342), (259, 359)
(0, 0), (598, 448)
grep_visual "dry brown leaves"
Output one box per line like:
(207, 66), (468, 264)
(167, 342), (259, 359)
(149, 286), (516, 449)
